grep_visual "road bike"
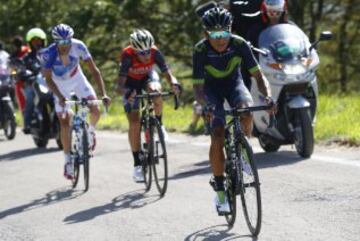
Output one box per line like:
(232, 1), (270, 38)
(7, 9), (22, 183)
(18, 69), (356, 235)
(221, 105), (273, 236)
(136, 91), (179, 197)
(65, 98), (103, 192)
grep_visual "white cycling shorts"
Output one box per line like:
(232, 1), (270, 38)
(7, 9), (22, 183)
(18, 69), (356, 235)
(54, 69), (96, 113)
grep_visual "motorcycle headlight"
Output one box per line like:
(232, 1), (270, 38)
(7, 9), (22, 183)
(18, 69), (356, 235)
(283, 64), (306, 75)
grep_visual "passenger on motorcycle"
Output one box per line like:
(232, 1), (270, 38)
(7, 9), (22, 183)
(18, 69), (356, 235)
(115, 29), (181, 183)
(192, 7), (274, 214)
(21, 28), (48, 134)
(39, 24), (110, 180)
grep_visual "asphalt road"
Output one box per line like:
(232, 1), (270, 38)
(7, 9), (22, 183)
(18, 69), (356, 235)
(0, 130), (359, 241)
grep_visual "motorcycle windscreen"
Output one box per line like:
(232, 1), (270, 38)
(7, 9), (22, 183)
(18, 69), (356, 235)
(258, 24), (309, 63)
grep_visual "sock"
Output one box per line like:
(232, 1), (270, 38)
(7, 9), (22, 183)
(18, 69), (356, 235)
(217, 190), (226, 204)
(155, 115), (162, 125)
(214, 175), (225, 191)
(133, 151), (141, 167)
(89, 124), (95, 133)
(64, 152), (71, 164)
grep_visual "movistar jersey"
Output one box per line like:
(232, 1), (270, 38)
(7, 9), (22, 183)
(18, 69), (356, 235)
(192, 35), (260, 86)
(39, 38), (91, 81)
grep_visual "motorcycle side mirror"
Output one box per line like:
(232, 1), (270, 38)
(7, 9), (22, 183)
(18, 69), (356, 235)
(319, 31), (333, 41)
(309, 31), (333, 51)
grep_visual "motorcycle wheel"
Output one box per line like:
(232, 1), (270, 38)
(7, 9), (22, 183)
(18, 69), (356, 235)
(294, 108), (314, 158)
(33, 136), (49, 148)
(258, 135), (280, 153)
(3, 102), (16, 140)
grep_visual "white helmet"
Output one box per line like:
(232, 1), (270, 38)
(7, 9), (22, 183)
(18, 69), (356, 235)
(264, 0), (286, 12)
(129, 29), (154, 51)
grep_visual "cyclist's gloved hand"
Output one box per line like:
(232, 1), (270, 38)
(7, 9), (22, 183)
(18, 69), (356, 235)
(171, 83), (182, 95)
(264, 96), (277, 114)
(102, 95), (111, 107)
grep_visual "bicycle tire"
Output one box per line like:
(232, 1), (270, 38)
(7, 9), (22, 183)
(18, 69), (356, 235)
(237, 135), (262, 236)
(71, 129), (80, 188)
(72, 156), (80, 188)
(82, 127), (90, 192)
(225, 171), (237, 226)
(141, 117), (152, 191)
(152, 120), (168, 197)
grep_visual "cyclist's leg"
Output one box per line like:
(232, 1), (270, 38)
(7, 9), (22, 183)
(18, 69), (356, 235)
(204, 86), (230, 212)
(54, 80), (74, 178)
(73, 71), (99, 128)
(123, 79), (144, 168)
(227, 76), (254, 137)
(147, 70), (163, 124)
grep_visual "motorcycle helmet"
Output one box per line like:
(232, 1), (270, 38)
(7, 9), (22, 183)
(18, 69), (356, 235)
(129, 29), (154, 52)
(264, 0), (286, 12)
(201, 7), (233, 31)
(26, 28), (47, 46)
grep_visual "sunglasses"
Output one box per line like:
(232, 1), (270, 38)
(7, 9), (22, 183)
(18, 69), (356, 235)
(207, 30), (231, 39)
(267, 10), (283, 17)
(137, 49), (151, 56)
(56, 39), (71, 46)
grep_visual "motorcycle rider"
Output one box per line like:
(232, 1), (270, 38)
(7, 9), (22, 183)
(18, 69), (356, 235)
(247, 0), (290, 49)
(10, 36), (30, 120)
(21, 28), (48, 134)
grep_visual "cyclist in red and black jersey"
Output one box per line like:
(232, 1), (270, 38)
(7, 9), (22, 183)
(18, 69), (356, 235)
(116, 29), (181, 183)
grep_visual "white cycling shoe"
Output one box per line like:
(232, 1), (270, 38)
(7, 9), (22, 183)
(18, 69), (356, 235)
(133, 166), (145, 183)
(214, 193), (231, 215)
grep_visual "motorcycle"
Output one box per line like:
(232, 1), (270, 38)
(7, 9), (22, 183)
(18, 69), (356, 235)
(0, 65), (16, 140)
(251, 24), (332, 158)
(14, 59), (62, 149)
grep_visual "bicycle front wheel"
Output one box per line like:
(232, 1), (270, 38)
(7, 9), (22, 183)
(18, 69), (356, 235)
(152, 121), (168, 197)
(140, 117), (152, 191)
(237, 135), (262, 236)
(82, 127), (90, 192)
(71, 130), (80, 188)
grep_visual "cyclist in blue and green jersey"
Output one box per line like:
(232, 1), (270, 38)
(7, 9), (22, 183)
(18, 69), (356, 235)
(192, 7), (274, 215)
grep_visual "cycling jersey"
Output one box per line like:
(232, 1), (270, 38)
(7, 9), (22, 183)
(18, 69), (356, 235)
(39, 38), (91, 81)
(119, 46), (168, 80)
(192, 35), (257, 128)
(192, 34), (260, 86)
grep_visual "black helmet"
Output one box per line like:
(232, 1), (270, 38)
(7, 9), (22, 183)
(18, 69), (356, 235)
(202, 7), (233, 31)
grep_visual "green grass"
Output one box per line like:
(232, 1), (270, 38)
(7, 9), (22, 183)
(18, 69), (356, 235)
(315, 94), (360, 146)
(15, 94), (359, 146)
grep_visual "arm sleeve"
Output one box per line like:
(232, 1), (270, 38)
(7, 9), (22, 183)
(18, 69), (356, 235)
(119, 52), (132, 77)
(77, 41), (92, 61)
(154, 49), (169, 73)
(192, 50), (205, 85)
(239, 41), (261, 74)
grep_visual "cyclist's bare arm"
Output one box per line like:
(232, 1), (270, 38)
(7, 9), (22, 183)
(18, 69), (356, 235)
(84, 58), (107, 97)
(251, 70), (272, 98)
(43, 68), (65, 104)
(115, 76), (128, 95)
(162, 70), (181, 94)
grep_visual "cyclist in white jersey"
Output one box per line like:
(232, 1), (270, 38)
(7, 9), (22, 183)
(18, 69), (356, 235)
(39, 24), (110, 180)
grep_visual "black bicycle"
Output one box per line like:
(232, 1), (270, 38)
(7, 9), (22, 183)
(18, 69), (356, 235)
(222, 105), (273, 236)
(65, 98), (103, 192)
(136, 91), (179, 197)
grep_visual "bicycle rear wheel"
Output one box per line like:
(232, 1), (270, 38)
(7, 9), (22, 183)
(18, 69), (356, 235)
(82, 127), (90, 192)
(237, 135), (262, 236)
(140, 117), (152, 191)
(152, 121), (168, 197)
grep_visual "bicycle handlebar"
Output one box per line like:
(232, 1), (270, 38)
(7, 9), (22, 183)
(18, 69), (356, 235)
(225, 105), (276, 128)
(135, 91), (180, 110)
(65, 99), (103, 106)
